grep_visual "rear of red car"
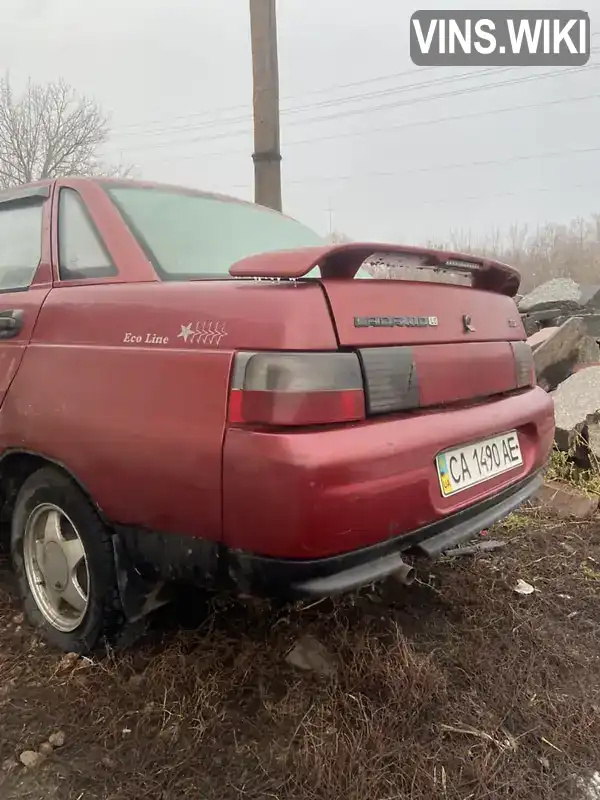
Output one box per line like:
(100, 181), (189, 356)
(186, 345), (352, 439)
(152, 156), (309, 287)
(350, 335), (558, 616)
(222, 245), (554, 597)
(101, 182), (554, 599)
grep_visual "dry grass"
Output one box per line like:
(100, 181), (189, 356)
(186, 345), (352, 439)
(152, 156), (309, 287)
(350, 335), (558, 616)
(1, 512), (600, 800)
(546, 444), (600, 499)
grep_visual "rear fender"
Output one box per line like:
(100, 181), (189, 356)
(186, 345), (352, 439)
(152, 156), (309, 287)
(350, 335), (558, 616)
(0, 449), (169, 622)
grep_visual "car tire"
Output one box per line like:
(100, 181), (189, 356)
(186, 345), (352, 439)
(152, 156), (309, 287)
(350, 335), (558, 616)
(11, 466), (124, 654)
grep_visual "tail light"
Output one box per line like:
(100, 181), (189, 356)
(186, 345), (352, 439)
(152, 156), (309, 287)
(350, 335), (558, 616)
(228, 351), (366, 426)
(511, 341), (536, 388)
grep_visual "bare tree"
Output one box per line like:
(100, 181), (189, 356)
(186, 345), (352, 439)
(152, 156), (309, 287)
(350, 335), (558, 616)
(430, 214), (600, 292)
(325, 229), (352, 244)
(0, 75), (133, 188)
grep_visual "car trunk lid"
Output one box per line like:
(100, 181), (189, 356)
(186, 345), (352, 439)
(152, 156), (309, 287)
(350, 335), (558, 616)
(229, 243), (533, 413)
(320, 277), (530, 412)
(319, 277), (523, 346)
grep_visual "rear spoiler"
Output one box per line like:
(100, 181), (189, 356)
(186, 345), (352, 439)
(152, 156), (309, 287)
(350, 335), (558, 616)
(229, 242), (520, 296)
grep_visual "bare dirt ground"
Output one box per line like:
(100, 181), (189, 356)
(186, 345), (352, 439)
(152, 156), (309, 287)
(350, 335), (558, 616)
(0, 512), (599, 800)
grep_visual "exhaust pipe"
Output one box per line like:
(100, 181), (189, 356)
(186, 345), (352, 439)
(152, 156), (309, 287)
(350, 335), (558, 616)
(392, 560), (416, 587)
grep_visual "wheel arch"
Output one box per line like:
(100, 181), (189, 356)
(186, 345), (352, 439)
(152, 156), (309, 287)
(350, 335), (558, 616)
(0, 449), (170, 627)
(0, 449), (108, 549)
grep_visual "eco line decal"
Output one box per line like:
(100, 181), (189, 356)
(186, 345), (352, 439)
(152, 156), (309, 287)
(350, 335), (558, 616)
(123, 332), (170, 345)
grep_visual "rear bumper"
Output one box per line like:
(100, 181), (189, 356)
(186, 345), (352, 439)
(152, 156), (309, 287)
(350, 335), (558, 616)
(227, 469), (542, 598)
(223, 386), (555, 560)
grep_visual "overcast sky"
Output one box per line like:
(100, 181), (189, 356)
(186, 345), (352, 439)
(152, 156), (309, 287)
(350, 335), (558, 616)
(1, 0), (599, 245)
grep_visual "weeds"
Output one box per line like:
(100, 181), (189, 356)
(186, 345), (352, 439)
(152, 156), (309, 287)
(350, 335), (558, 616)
(546, 445), (600, 497)
(1, 517), (599, 800)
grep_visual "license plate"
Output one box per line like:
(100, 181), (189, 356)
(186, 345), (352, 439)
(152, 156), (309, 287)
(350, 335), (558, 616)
(436, 431), (523, 497)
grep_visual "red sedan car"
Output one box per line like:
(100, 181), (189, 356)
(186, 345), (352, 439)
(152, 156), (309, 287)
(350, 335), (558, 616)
(0, 178), (554, 652)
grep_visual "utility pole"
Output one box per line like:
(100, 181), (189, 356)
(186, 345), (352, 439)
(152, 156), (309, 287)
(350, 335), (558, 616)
(249, 0), (282, 212)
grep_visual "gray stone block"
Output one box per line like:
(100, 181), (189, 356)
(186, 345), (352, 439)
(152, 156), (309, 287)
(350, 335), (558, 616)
(552, 367), (600, 453)
(518, 278), (583, 313)
(580, 313), (600, 339)
(577, 335), (600, 366)
(579, 284), (600, 310)
(533, 317), (586, 391)
(532, 479), (598, 518)
(527, 327), (558, 351)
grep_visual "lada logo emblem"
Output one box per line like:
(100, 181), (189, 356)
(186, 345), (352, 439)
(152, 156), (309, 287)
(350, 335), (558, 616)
(462, 314), (475, 333)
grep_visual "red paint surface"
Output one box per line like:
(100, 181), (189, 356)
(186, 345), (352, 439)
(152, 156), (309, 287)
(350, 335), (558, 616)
(223, 387), (554, 559)
(413, 342), (518, 407)
(320, 279), (525, 346)
(0, 177), (554, 563)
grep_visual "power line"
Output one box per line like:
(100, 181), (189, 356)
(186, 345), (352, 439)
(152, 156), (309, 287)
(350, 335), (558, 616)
(280, 89), (600, 151)
(111, 30), (600, 137)
(111, 64), (520, 141)
(388, 178), (600, 208)
(176, 177), (600, 212)
(225, 142), (600, 193)
(105, 62), (600, 156)
(273, 143), (600, 188)
(107, 89), (600, 166)
(108, 64), (481, 135)
(163, 143), (600, 195)
(272, 62), (600, 131)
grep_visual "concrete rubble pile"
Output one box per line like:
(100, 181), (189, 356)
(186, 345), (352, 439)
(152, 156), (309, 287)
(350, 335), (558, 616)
(519, 278), (600, 468)
(519, 277), (600, 337)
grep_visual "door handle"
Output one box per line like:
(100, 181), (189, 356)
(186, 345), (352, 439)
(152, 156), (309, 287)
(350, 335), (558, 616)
(0, 309), (24, 339)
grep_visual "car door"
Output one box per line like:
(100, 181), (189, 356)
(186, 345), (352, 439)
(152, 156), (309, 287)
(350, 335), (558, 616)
(0, 183), (52, 409)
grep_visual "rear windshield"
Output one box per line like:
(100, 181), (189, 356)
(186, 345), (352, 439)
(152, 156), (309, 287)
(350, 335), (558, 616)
(104, 184), (327, 280)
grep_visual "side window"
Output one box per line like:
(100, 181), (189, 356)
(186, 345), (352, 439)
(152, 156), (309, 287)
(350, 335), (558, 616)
(0, 201), (43, 291)
(58, 189), (117, 280)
